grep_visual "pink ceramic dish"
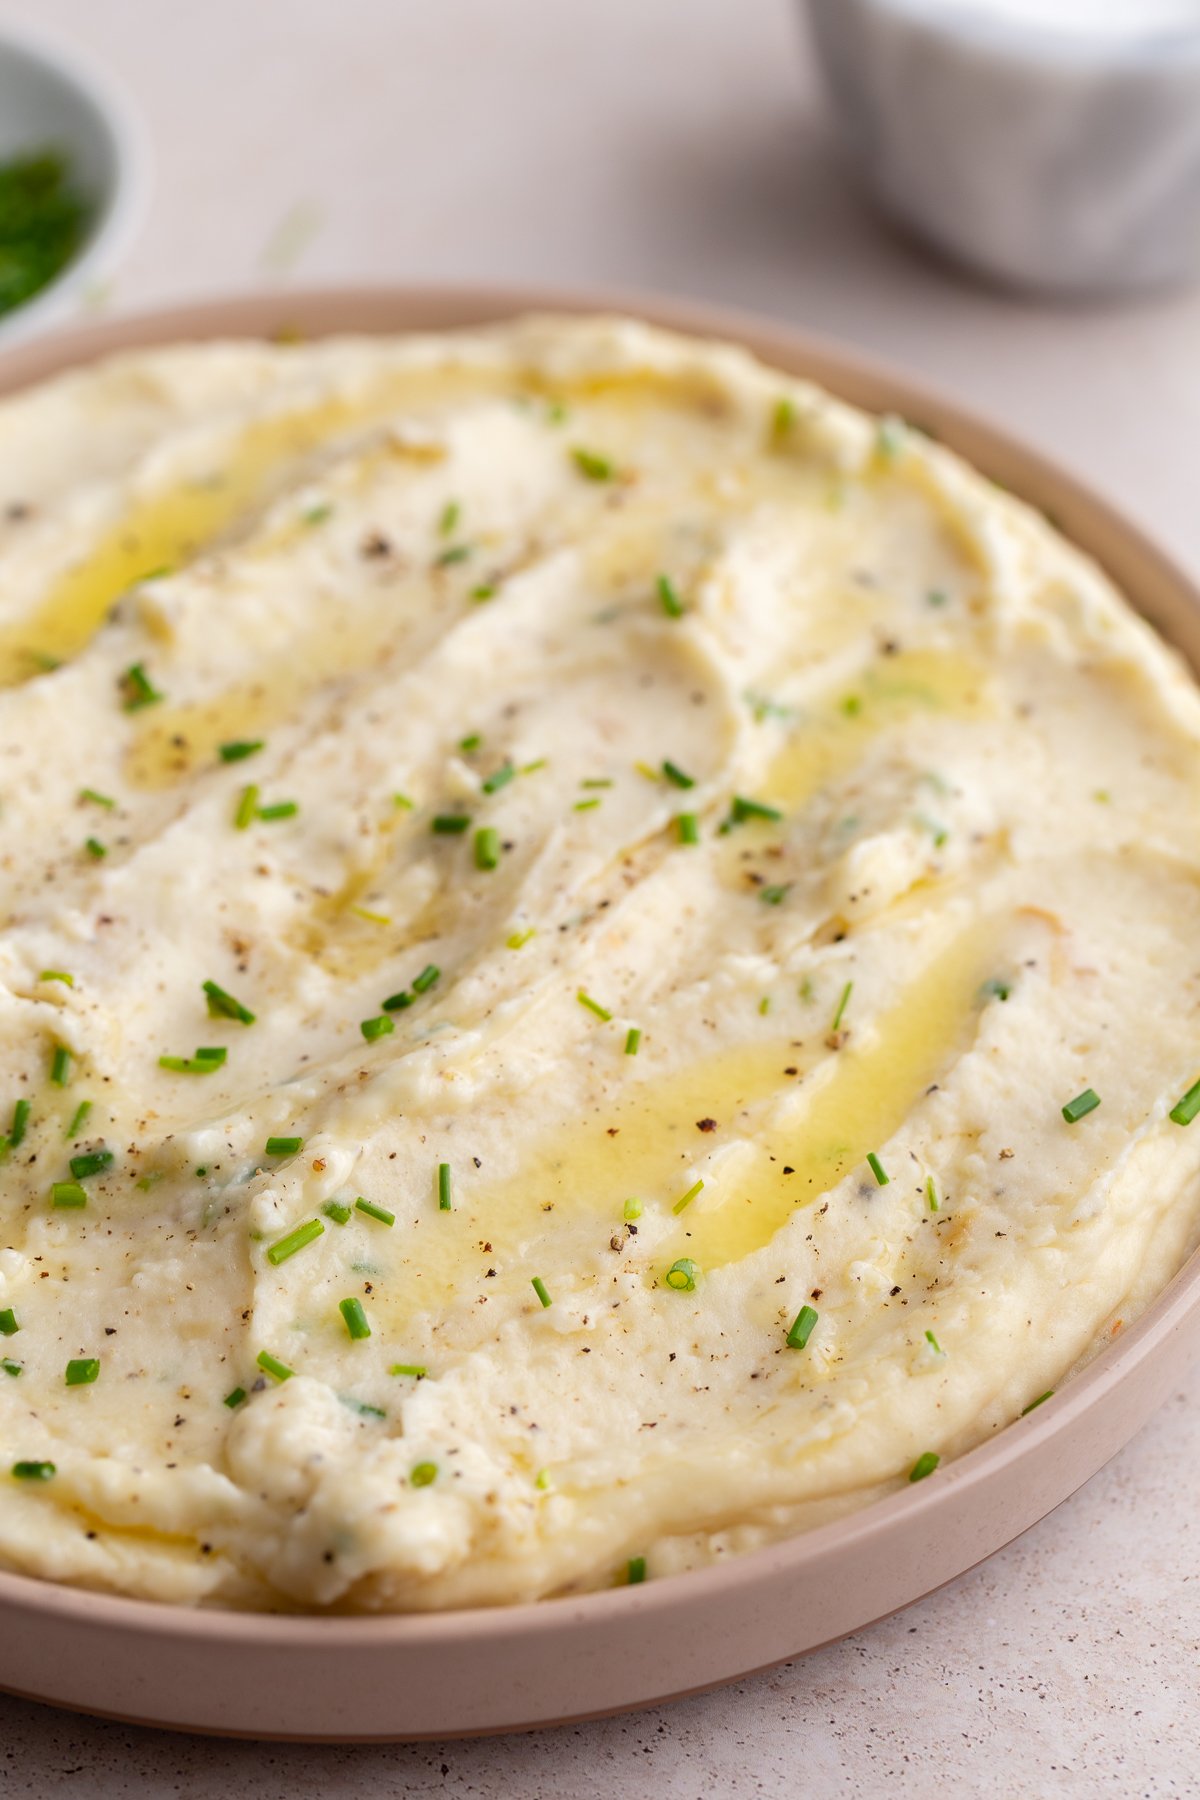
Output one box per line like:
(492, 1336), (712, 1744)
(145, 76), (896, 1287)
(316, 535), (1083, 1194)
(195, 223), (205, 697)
(0, 286), (1197, 1742)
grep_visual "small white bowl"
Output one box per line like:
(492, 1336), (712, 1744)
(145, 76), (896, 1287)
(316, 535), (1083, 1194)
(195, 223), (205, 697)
(803, 0), (1200, 295)
(0, 21), (148, 340)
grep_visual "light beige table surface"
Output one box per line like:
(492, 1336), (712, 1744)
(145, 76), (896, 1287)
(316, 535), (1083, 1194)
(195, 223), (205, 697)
(0, 2), (1197, 1793)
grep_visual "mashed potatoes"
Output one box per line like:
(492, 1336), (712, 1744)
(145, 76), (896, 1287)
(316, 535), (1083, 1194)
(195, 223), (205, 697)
(0, 316), (1198, 1611)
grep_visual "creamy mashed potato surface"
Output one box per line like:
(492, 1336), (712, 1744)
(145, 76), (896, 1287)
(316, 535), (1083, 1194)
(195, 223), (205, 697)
(0, 317), (1198, 1611)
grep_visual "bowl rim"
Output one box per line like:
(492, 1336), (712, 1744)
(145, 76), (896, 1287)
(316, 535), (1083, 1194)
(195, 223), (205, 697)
(814, 0), (1200, 65)
(0, 16), (150, 342)
(0, 278), (1197, 1661)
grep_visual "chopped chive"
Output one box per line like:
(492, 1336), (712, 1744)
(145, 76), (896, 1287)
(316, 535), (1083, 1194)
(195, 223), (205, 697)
(439, 499), (461, 536)
(474, 825), (501, 871)
(84, 836), (107, 860)
(159, 1046), (227, 1074)
(507, 928), (536, 950)
(840, 694), (862, 718)
(390, 1363), (427, 1379)
(577, 990), (612, 1022)
(51, 1180), (87, 1208)
(623, 1197), (643, 1221)
(831, 981), (853, 1032)
(323, 1201), (352, 1225)
(257, 800), (298, 822)
(760, 884), (791, 906)
(909, 1451), (940, 1482)
(393, 792), (415, 811)
(265, 1134), (303, 1156)
(355, 1196), (395, 1227)
(120, 662), (163, 711)
(627, 1556), (647, 1585)
(657, 573), (684, 618)
(410, 1461), (438, 1487)
(266, 1218), (324, 1266)
(758, 996), (770, 1015)
(65, 1357), (99, 1386)
(458, 732), (482, 754)
(301, 502), (332, 526)
(625, 1027), (641, 1056)
(11, 1099), (29, 1147)
(437, 1162), (452, 1212)
(981, 977), (1011, 1003)
(203, 979), (256, 1026)
(573, 797), (601, 812)
(571, 446), (613, 481)
(11, 1461), (55, 1480)
(531, 1276), (552, 1308)
(786, 1305), (818, 1350)
(351, 905), (391, 926)
(68, 1149), (112, 1180)
(926, 1175), (939, 1214)
(580, 778), (613, 790)
(436, 543), (471, 567)
(2, 1360), (21, 1377)
(0, 1309), (16, 1336)
(676, 813), (700, 845)
(662, 760), (695, 790)
(360, 1014), (394, 1042)
(0, 1133), (10, 1163)
(39, 970), (73, 988)
(382, 990), (413, 1013)
(80, 787), (116, 809)
(470, 584), (496, 602)
(730, 795), (783, 825)
(256, 1350), (293, 1383)
(1169, 1078), (1200, 1126)
(664, 1258), (698, 1292)
(218, 740), (264, 764)
(925, 1329), (944, 1355)
(65, 1100), (92, 1141)
(866, 1152), (890, 1187)
(412, 964), (441, 994)
(771, 395), (795, 439)
(481, 762), (515, 796)
(1021, 1390), (1054, 1416)
(340, 1395), (386, 1420)
(223, 1387), (247, 1409)
(1062, 1088), (1100, 1124)
(432, 813), (471, 835)
(50, 1046), (71, 1086)
(673, 1178), (704, 1215)
(234, 784), (260, 829)
(339, 1296), (371, 1340)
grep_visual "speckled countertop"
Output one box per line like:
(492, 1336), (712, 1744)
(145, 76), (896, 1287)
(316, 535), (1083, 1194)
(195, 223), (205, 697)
(1, 1), (1199, 1792)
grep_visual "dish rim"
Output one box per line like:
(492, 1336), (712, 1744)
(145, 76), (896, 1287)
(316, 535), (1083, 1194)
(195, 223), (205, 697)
(0, 279), (1197, 1653)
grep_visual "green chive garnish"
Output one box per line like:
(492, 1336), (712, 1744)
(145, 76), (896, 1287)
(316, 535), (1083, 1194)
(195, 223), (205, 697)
(159, 1046), (227, 1074)
(507, 928), (535, 950)
(657, 573), (684, 618)
(439, 499), (460, 536)
(410, 1461), (438, 1487)
(412, 964), (440, 994)
(39, 970), (73, 988)
(627, 1556), (647, 1585)
(623, 1197), (643, 1221)
(573, 797), (601, 812)
(0, 1309), (16, 1336)
(481, 762), (515, 796)
(234, 784), (259, 829)
(266, 1218), (324, 1266)
(771, 396), (795, 439)
(531, 1276), (552, 1308)
(470, 585), (496, 602)
(909, 1451), (939, 1482)
(673, 1178), (704, 1215)
(577, 990), (612, 1022)
(676, 813), (700, 845)
(11, 1461), (55, 1480)
(432, 813), (471, 835)
(831, 981), (853, 1032)
(68, 1149), (112, 1180)
(203, 980), (255, 1025)
(65, 1357), (99, 1386)
(224, 1387), (247, 1408)
(120, 663), (163, 711)
(323, 1201), (352, 1225)
(981, 977), (1011, 1002)
(361, 1015), (394, 1042)
(571, 447), (613, 481)
(50, 1046), (70, 1087)
(218, 740), (264, 764)
(1169, 1078), (1200, 1126)
(625, 1027), (641, 1055)
(11, 1099), (29, 1147)
(1021, 1390), (1054, 1416)
(256, 1350), (293, 1382)
(390, 1364), (427, 1379)
(474, 826), (501, 870)
(2, 1360), (22, 1377)
(84, 837), (107, 860)
(662, 760), (694, 790)
(65, 1101), (92, 1140)
(664, 1258), (698, 1291)
(926, 1175), (939, 1214)
(80, 787), (116, 809)
(925, 1329), (944, 1355)
(436, 543), (470, 567)
(760, 884), (790, 906)
(1062, 1089), (1100, 1124)
(257, 800), (297, 822)
(786, 1305), (818, 1350)
(436, 1162), (452, 1212)
(730, 796), (783, 824)
(866, 1152), (889, 1186)
(265, 1135), (302, 1156)
(50, 1180), (87, 1208)
(355, 1197), (395, 1227)
(339, 1297), (371, 1340)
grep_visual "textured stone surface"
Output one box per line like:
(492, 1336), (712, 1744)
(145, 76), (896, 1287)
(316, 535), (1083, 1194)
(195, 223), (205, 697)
(1, 0), (1199, 1789)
